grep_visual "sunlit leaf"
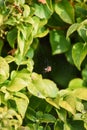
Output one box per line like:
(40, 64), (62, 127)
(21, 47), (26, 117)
(72, 42), (87, 70)
(0, 57), (9, 84)
(18, 0), (25, 5)
(7, 69), (31, 92)
(5, 55), (15, 63)
(17, 24), (33, 56)
(18, 29), (25, 56)
(59, 100), (75, 114)
(14, 92), (29, 102)
(19, 58), (34, 72)
(27, 73), (58, 98)
(5, 16), (17, 26)
(23, 4), (30, 18)
(35, 27), (49, 38)
(0, 14), (3, 26)
(75, 99), (84, 112)
(32, 16), (48, 37)
(62, 94), (76, 114)
(64, 122), (71, 130)
(34, 4), (52, 19)
(46, 95), (60, 109)
(73, 88), (87, 100)
(7, 77), (28, 92)
(14, 97), (29, 118)
(68, 78), (84, 90)
(66, 23), (80, 38)
(4, 107), (23, 125)
(78, 26), (87, 42)
(55, 0), (75, 24)
(23, 34), (33, 56)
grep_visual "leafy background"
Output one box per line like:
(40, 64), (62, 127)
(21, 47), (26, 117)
(0, 0), (87, 129)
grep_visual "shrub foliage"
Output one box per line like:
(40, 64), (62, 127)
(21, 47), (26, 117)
(0, 0), (87, 129)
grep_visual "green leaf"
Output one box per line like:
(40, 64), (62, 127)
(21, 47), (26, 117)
(5, 16), (17, 26)
(7, 28), (17, 48)
(14, 96), (29, 118)
(64, 120), (86, 130)
(45, 125), (51, 130)
(17, 24), (33, 56)
(65, 46), (74, 65)
(54, 120), (63, 130)
(46, 0), (53, 12)
(8, 109), (22, 125)
(23, 34), (33, 56)
(18, 29), (25, 56)
(14, 92), (29, 102)
(34, 4), (52, 19)
(64, 122), (71, 130)
(23, 4), (30, 18)
(26, 48), (34, 58)
(82, 65), (87, 86)
(46, 95), (60, 109)
(55, 0), (75, 24)
(66, 23), (80, 38)
(0, 57), (9, 84)
(27, 73), (58, 98)
(36, 111), (43, 119)
(17, 0), (25, 5)
(32, 17), (48, 37)
(59, 95), (76, 115)
(56, 109), (67, 122)
(73, 88), (87, 100)
(75, 99), (84, 112)
(35, 27), (49, 38)
(7, 69), (31, 92)
(7, 77), (28, 92)
(26, 107), (37, 122)
(63, 94), (76, 114)
(0, 14), (3, 26)
(20, 58), (34, 72)
(41, 113), (56, 123)
(50, 30), (70, 55)
(0, 0), (4, 7)
(68, 78), (84, 90)
(5, 55), (15, 63)
(72, 42), (87, 70)
(78, 26), (87, 42)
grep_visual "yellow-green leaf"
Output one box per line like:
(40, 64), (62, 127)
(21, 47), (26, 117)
(73, 88), (87, 100)
(0, 57), (9, 84)
(59, 100), (75, 115)
(28, 73), (58, 98)
(14, 97), (29, 118)
(68, 78), (84, 90)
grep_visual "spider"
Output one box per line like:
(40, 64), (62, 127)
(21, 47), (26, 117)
(44, 66), (52, 73)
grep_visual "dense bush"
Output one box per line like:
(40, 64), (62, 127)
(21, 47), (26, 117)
(0, 0), (87, 129)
